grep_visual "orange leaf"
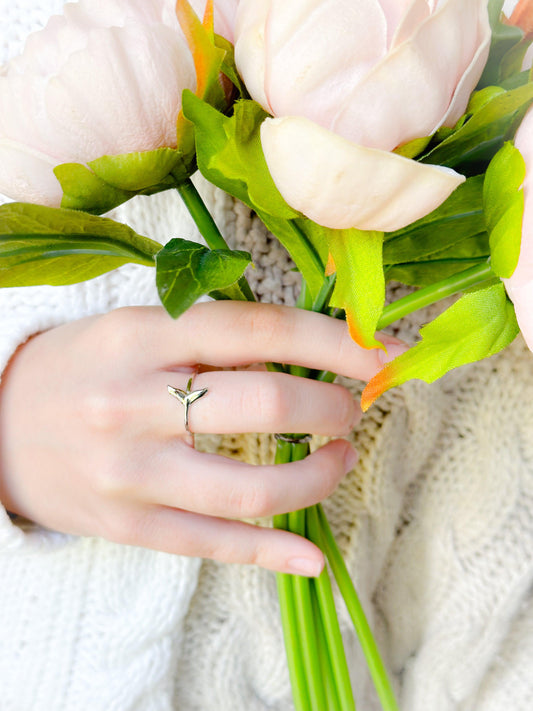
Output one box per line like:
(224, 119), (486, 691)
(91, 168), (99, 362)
(508, 0), (533, 38)
(176, 0), (219, 98)
(325, 252), (336, 277)
(361, 362), (399, 412)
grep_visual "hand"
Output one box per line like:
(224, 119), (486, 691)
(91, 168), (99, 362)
(0, 302), (405, 575)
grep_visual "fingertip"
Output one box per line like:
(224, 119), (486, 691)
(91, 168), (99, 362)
(377, 339), (409, 366)
(286, 554), (324, 578)
(343, 442), (358, 472)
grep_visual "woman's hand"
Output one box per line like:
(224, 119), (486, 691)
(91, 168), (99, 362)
(0, 302), (404, 576)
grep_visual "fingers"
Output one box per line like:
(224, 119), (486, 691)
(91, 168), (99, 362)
(115, 302), (406, 382)
(119, 439), (357, 519)
(139, 370), (361, 436)
(109, 505), (326, 576)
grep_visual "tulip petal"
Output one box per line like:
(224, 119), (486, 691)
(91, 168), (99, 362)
(261, 116), (464, 232)
(331, 0), (490, 150)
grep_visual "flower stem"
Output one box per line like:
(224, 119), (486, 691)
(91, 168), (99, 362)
(176, 178), (256, 302)
(307, 505), (356, 711)
(377, 262), (494, 330)
(290, 506), (328, 711)
(311, 583), (342, 711)
(274, 442), (309, 711)
(318, 505), (399, 711)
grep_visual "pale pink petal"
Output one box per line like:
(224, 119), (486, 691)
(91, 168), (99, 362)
(0, 74), (64, 163)
(261, 0), (387, 129)
(261, 116), (464, 232)
(390, 0), (430, 49)
(505, 280), (533, 351)
(380, 0), (426, 47)
(438, 21), (491, 128)
(235, 0), (274, 112)
(331, 0), (489, 150)
(0, 139), (62, 206)
(45, 24), (195, 161)
(212, 0), (240, 42)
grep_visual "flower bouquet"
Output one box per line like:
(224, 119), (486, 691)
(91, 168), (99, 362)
(1, 0), (533, 709)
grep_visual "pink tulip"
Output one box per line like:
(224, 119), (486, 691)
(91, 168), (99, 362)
(234, 0), (491, 232)
(505, 106), (533, 350)
(0, 0), (237, 207)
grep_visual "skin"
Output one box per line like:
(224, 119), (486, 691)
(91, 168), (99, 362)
(0, 301), (405, 577)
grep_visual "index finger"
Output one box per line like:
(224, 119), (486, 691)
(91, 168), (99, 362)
(124, 302), (406, 382)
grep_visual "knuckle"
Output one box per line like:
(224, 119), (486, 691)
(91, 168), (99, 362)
(245, 304), (289, 349)
(79, 380), (129, 433)
(91, 453), (135, 499)
(255, 376), (290, 426)
(229, 478), (273, 519)
(104, 509), (145, 546)
(90, 307), (149, 360)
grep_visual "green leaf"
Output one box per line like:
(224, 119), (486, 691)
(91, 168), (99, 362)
(478, 0), (524, 87)
(385, 239), (489, 287)
(183, 92), (298, 219)
(55, 163), (134, 214)
(183, 92), (329, 298)
(215, 34), (248, 98)
(483, 141), (525, 278)
(55, 148), (194, 214)
(384, 175), (486, 264)
(155, 237), (252, 318)
(500, 38), (533, 82)
(326, 228), (385, 350)
(362, 281), (518, 410)
(421, 82), (533, 170)
(383, 175), (489, 285)
(0, 202), (161, 286)
(88, 148), (191, 191)
(393, 136), (432, 159)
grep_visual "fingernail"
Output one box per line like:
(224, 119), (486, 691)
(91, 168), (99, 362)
(287, 557), (324, 578)
(344, 445), (358, 471)
(378, 342), (408, 366)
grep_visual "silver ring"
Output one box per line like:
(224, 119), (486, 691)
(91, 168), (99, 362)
(167, 375), (208, 434)
(274, 433), (312, 444)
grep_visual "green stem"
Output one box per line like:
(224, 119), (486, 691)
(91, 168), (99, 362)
(307, 506), (356, 711)
(176, 178), (256, 302)
(377, 262), (494, 330)
(274, 442), (309, 711)
(289, 506), (328, 711)
(318, 505), (400, 711)
(311, 582), (342, 711)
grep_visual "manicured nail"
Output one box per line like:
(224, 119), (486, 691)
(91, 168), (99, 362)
(287, 557), (324, 578)
(344, 445), (358, 471)
(378, 342), (408, 366)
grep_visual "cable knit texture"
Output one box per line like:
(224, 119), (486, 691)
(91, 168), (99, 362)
(1, 4), (533, 710)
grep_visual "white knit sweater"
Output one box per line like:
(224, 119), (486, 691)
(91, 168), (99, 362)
(1, 4), (533, 710)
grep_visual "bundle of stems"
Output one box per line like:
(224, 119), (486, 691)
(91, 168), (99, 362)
(178, 178), (495, 711)
(274, 438), (399, 711)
